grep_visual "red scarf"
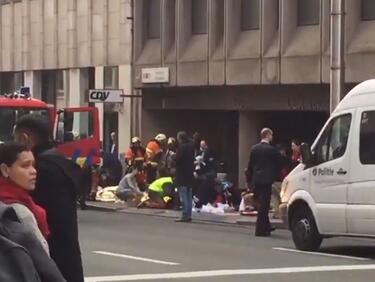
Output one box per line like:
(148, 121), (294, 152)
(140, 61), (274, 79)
(0, 178), (50, 238)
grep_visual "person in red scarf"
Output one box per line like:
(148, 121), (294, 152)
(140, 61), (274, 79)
(0, 142), (50, 254)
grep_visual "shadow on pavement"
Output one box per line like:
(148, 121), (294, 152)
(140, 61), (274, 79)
(320, 245), (375, 260)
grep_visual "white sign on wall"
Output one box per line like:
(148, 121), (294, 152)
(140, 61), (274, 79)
(89, 89), (124, 103)
(141, 67), (169, 83)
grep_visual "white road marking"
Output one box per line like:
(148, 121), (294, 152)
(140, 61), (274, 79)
(93, 251), (180, 266)
(273, 247), (370, 261)
(84, 264), (375, 281)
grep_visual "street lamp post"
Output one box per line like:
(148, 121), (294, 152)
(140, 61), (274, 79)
(330, 0), (345, 113)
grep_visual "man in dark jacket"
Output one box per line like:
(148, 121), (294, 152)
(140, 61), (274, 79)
(175, 131), (195, 222)
(247, 128), (280, 237)
(14, 114), (84, 282)
(194, 140), (217, 209)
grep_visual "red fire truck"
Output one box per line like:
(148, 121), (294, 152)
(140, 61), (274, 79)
(0, 92), (101, 170)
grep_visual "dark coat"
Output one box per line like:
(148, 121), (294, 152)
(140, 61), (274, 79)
(33, 146), (84, 282)
(175, 141), (195, 187)
(247, 142), (280, 187)
(0, 203), (66, 282)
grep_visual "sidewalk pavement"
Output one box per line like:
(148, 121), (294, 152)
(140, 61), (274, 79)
(85, 201), (286, 229)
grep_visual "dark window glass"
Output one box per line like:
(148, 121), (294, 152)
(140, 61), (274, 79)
(276, 0), (279, 29)
(13, 72), (24, 91)
(56, 71), (64, 91)
(192, 0), (208, 34)
(103, 66), (119, 89)
(362, 0), (375, 21)
(360, 111), (375, 164)
(0, 108), (49, 143)
(314, 114), (351, 164)
(57, 111), (93, 143)
(241, 0), (260, 30)
(147, 0), (161, 39)
(297, 0), (320, 26)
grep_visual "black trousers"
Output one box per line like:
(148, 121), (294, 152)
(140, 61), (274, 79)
(195, 178), (216, 208)
(254, 184), (272, 235)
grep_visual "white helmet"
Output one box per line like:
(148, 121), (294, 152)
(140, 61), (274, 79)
(155, 133), (167, 142)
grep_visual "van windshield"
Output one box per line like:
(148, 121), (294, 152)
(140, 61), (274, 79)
(0, 107), (50, 143)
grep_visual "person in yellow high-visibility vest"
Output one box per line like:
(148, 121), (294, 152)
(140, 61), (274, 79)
(138, 169), (175, 209)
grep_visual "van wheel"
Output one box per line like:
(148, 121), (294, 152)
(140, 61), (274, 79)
(291, 208), (322, 251)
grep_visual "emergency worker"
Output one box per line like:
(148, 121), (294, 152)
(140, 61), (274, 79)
(163, 137), (177, 177)
(145, 134), (167, 183)
(125, 137), (147, 170)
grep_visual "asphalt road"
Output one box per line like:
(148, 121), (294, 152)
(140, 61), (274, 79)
(79, 210), (375, 282)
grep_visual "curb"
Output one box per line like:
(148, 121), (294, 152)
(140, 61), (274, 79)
(120, 210), (246, 228)
(84, 203), (288, 229)
(82, 204), (122, 212)
(236, 219), (287, 229)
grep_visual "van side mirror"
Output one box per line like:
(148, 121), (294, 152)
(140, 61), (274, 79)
(300, 143), (313, 168)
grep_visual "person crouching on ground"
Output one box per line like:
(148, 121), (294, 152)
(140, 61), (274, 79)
(116, 167), (143, 204)
(141, 168), (175, 209)
(0, 142), (50, 254)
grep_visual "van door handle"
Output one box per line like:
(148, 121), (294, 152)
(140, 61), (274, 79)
(337, 168), (347, 175)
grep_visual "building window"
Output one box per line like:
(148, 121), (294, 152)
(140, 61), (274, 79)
(192, 0), (208, 34)
(146, 0), (161, 39)
(297, 0), (320, 26)
(13, 72), (24, 91)
(362, 0), (375, 21)
(276, 0), (280, 29)
(104, 66), (119, 89)
(360, 111), (375, 164)
(241, 0), (260, 31)
(56, 70), (65, 98)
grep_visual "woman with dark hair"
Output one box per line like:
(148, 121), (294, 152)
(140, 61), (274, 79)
(0, 142), (49, 254)
(291, 139), (301, 167)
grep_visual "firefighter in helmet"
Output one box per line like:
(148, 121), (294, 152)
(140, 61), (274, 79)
(125, 137), (147, 171)
(145, 133), (167, 183)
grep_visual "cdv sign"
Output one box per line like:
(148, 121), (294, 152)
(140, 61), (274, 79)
(89, 89), (124, 103)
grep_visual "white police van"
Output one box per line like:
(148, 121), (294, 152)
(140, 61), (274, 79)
(280, 79), (375, 251)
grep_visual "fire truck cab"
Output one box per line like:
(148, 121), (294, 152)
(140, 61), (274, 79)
(0, 92), (101, 167)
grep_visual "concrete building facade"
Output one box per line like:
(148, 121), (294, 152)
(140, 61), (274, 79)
(134, 0), (375, 187)
(0, 0), (134, 154)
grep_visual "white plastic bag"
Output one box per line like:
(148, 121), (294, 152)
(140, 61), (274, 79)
(239, 197), (245, 212)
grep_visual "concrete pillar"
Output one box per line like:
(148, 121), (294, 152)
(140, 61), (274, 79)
(24, 71), (41, 100)
(238, 112), (261, 189)
(118, 64), (132, 154)
(95, 66), (104, 143)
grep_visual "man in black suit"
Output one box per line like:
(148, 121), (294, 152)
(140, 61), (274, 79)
(247, 128), (280, 237)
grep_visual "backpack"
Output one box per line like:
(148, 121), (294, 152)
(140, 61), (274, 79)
(0, 203), (66, 282)
(0, 205), (41, 282)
